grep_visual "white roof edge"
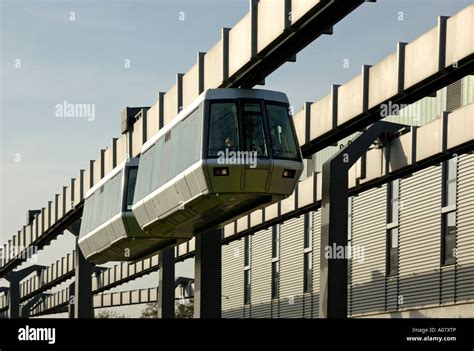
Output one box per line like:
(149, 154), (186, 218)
(85, 157), (139, 199)
(141, 88), (289, 154)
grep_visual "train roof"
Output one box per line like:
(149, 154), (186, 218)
(85, 157), (139, 199)
(141, 88), (289, 154)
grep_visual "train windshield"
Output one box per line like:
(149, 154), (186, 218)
(207, 99), (300, 160)
(266, 103), (300, 160)
(208, 102), (240, 157)
(243, 103), (268, 157)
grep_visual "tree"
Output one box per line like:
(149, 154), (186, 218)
(95, 309), (127, 318)
(175, 300), (194, 318)
(141, 302), (158, 318)
(140, 299), (194, 318)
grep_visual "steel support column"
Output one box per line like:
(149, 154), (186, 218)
(320, 121), (406, 318)
(194, 229), (222, 318)
(158, 247), (175, 318)
(68, 220), (94, 318)
(4, 265), (45, 318)
(74, 236), (94, 318)
(68, 282), (75, 318)
(20, 292), (49, 318)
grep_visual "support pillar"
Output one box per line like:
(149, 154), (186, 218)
(158, 247), (175, 318)
(4, 265), (45, 318)
(69, 220), (94, 318)
(320, 121), (406, 318)
(194, 228), (222, 318)
(68, 282), (75, 319)
(74, 236), (93, 318)
(20, 292), (49, 318)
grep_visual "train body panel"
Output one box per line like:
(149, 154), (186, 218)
(78, 88), (303, 264)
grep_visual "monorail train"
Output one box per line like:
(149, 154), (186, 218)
(78, 88), (303, 263)
(78, 158), (174, 263)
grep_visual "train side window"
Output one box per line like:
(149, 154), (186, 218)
(160, 132), (171, 186)
(94, 185), (105, 229)
(126, 167), (138, 211)
(107, 170), (122, 217)
(110, 171), (122, 215)
(101, 180), (113, 224)
(151, 139), (163, 192)
(167, 126), (181, 181)
(80, 193), (94, 236)
(181, 118), (190, 172)
(134, 144), (155, 203)
(266, 103), (299, 160)
(208, 102), (239, 157)
(189, 106), (202, 165)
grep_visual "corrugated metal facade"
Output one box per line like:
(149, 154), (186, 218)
(398, 166), (441, 310)
(456, 154), (474, 302)
(312, 211), (321, 318)
(278, 217), (304, 318)
(250, 229), (272, 318)
(221, 76), (474, 318)
(351, 187), (386, 315)
(221, 239), (244, 318)
(222, 154), (474, 318)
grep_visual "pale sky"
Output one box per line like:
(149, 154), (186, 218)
(1, 0), (472, 317)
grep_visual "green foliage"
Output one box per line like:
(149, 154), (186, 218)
(176, 300), (193, 318)
(140, 299), (194, 318)
(141, 302), (158, 318)
(95, 309), (127, 319)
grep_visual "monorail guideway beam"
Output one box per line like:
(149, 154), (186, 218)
(158, 247), (175, 318)
(194, 228), (222, 318)
(69, 221), (94, 318)
(4, 265), (45, 318)
(320, 121), (406, 318)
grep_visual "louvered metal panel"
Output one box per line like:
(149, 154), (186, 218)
(456, 154), (474, 302)
(271, 299), (279, 318)
(399, 166), (441, 310)
(302, 293), (312, 319)
(351, 186), (386, 315)
(222, 240), (244, 318)
(440, 264), (455, 304)
(386, 276), (398, 312)
(243, 303), (251, 319)
(278, 295), (303, 318)
(446, 80), (463, 112)
(222, 308), (244, 319)
(462, 75), (474, 106)
(279, 217), (304, 318)
(312, 210), (321, 318)
(250, 229), (271, 318)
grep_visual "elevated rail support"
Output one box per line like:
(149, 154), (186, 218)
(194, 229), (222, 318)
(69, 221), (94, 318)
(4, 265), (45, 318)
(320, 121), (406, 318)
(158, 247), (175, 318)
(20, 292), (49, 318)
